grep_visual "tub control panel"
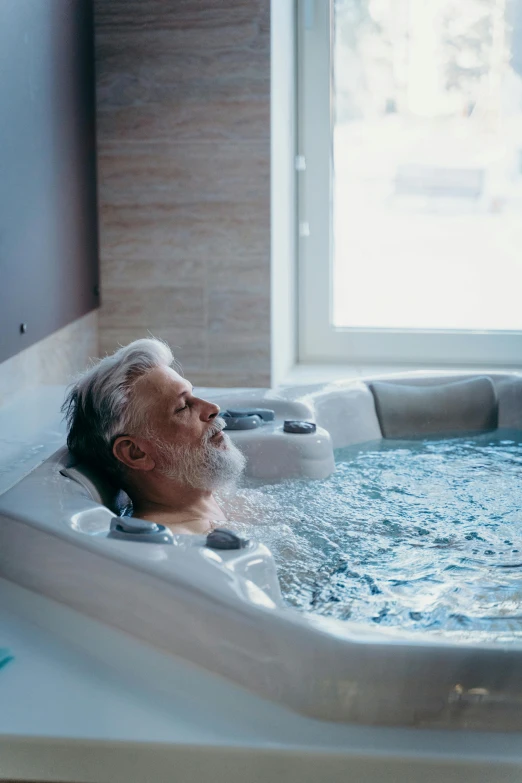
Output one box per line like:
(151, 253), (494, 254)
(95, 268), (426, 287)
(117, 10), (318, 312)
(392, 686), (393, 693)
(213, 398), (335, 481)
(108, 517), (175, 544)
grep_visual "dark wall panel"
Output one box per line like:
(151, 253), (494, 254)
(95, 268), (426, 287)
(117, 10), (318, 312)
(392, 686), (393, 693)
(0, 0), (99, 364)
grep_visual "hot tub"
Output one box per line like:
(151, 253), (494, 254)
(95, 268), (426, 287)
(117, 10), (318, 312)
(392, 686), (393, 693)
(1, 372), (522, 734)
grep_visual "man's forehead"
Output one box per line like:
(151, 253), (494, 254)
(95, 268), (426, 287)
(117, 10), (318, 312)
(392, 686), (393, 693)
(136, 365), (192, 398)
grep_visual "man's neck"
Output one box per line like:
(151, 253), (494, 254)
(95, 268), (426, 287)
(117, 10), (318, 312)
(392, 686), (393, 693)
(130, 480), (227, 535)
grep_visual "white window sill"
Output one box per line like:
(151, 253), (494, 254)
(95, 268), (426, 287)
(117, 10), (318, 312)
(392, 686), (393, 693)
(281, 363), (522, 387)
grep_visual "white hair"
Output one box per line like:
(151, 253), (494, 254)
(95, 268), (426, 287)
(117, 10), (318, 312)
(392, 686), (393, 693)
(154, 416), (246, 491)
(62, 338), (179, 479)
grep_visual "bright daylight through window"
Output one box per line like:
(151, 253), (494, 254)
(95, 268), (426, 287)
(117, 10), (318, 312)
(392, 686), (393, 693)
(298, 0), (522, 365)
(333, 0), (522, 333)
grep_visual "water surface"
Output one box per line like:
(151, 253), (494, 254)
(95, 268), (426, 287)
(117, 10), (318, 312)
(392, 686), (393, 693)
(232, 429), (522, 637)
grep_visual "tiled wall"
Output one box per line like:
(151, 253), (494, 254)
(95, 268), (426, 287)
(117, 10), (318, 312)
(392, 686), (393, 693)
(95, 0), (271, 387)
(0, 312), (98, 408)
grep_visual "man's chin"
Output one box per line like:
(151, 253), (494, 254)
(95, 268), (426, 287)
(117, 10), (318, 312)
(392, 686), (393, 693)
(156, 434), (246, 489)
(215, 437), (247, 482)
(210, 431), (228, 449)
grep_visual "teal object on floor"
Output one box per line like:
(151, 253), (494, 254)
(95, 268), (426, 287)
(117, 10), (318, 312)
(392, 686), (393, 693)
(0, 649), (13, 670)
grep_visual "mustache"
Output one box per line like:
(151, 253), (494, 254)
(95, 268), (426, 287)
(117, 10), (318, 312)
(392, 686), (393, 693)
(203, 416), (226, 442)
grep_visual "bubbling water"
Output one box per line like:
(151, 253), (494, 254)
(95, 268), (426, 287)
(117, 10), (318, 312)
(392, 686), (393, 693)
(226, 429), (522, 637)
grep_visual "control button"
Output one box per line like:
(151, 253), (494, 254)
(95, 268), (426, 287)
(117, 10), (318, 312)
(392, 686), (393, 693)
(225, 408), (275, 422)
(108, 517), (174, 544)
(206, 528), (249, 550)
(283, 420), (317, 434)
(221, 414), (262, 431)
(116, 517), (159, 534)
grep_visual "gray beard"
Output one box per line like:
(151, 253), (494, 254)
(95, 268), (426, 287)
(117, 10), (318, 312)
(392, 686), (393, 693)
(154, 427), (246, 491)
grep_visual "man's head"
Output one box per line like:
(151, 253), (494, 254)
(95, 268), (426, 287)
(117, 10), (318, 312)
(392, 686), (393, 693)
(62, 339), (245, 493)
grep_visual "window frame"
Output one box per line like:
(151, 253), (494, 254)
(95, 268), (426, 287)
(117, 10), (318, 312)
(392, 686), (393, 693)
(297, 0), (522, 368)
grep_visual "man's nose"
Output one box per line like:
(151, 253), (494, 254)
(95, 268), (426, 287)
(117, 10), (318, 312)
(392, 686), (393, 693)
(201, 399), (220, 420)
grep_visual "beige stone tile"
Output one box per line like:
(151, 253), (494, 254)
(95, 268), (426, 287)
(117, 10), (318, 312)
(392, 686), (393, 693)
(207, 254), (270, 291)
(97, 141), (270, 205)
(207, 287), (270, 337)
(100, 257), (203, 290)
(97, 327), (270, 386)
(96, 50), (269, 111)
(93, 0), (271, 390)
(206, 332), (270, 375)
(188, 370), (271, 389)
(95, 1), (269, 138)
(94, 0), (269, 37)
(99, 286), (205, 329)
(95, 36), (270, 109)
(98, 326), (206, 372)
(96, 99), (269, 144)
(98, 201), (270, 262)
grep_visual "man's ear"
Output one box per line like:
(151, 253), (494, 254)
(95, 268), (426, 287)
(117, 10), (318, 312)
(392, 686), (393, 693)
(112, 436), (156, 472)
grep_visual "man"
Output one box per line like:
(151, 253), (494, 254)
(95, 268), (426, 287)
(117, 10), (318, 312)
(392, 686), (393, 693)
(62, 338), (246, 534)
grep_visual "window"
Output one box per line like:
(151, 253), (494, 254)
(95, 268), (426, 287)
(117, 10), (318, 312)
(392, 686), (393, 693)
(298, 0), (522, 366)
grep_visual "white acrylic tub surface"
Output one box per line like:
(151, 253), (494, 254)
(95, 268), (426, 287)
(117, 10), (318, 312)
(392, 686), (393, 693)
(2, 374), (522, 781)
